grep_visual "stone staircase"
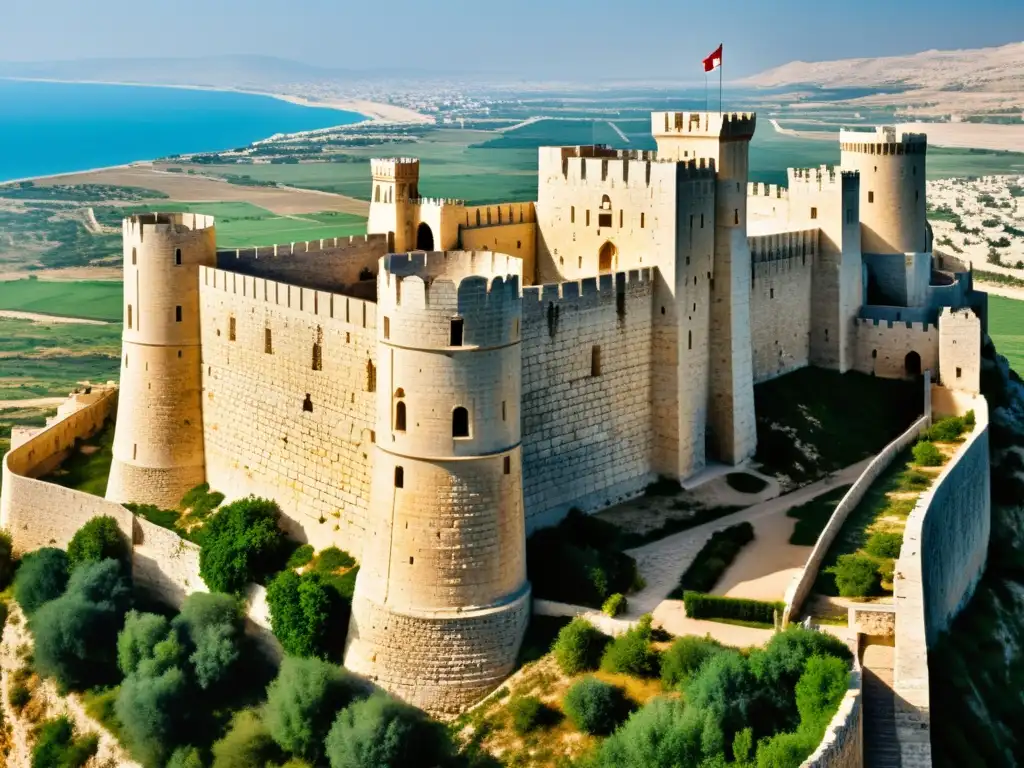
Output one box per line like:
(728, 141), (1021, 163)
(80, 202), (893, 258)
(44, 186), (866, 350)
(861, 643), (901, 768)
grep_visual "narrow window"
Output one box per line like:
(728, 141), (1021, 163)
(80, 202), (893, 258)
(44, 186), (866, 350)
(453, 407), (469, 438)
(619, 210), (623, 227)
(585, 210), (591, 226)
(450, 317), (464, 346)
(571, 206), (575, 223)
(302, 394), (313, 412)
(956, 367), (962, 379)
(734, 209), (739, 225)
(383, 316), (390, 339)
(810, 207), (818, 220)
(395, 466), (404, 488)
(229, 316), (236, 341)
(374, 185), (381, 202)
(872, 349), (878, 359)
(132, 248), (137, 265)
(700, 214), (704, 228)
(175, 305), (182, 322)
(177, 350), (182, 358)
(503, 456), (511, 475)
(132, 444), (137, 460)
(127, 305), (133, 329)
(591, 345), (601, 376)
(770, 288), (775, 299)
(312, 342), (322, 371)
(265, 328), (273, 354)
(846, 208), (853, 224)
(395, 401), (407, 431)
(175, 248), (182, 265)
(502, 401), (507, 421)
(868, 191), (874, 203)
(688, 330), (692, 350)
(366, 360), (376, 392)
(641, 212), (645, 228)
(409, 556), (414, 565)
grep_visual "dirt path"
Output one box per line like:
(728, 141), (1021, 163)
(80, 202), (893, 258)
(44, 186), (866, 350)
(0, 310), (110, 325)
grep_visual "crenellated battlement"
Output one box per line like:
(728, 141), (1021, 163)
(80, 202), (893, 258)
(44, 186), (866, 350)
(839, 126), (927, 155)
(787, 165), (859, 193)
(216, 234), (389, 264)
(748, 182), (789, 200)
(651, 111), (757, 140)
(412, 197), (466, 207)
(541, 147), (716, 188)
(463, 202), (537, 229)
(370, 157), (420, 179)
(383, 250), (522, 285)
(123, 212), (214, 243)
(854, 315), (937, 333)
(748, 229), (819, 265)
(521, 268), (654, 315)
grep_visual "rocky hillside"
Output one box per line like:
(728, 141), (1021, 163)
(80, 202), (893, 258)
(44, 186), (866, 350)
(930, 338), (1024, 767)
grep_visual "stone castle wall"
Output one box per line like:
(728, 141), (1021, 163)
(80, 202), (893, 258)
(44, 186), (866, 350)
(852, 317), (939, 379)
(198, 267), (378, 556)
(519, 270), (656, 530)
(802, 658), (863, 768)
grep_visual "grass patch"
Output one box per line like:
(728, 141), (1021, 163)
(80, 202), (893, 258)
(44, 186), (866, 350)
(0, 279), (122, 321)
(988, 295), (1024, 376)
(786, 485), (851, 546)
(40, 416), (115, 496)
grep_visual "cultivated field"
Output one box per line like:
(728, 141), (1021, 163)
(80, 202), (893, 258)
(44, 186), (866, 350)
(989, 295), (1024, 375)
(0, 279), (122, 321)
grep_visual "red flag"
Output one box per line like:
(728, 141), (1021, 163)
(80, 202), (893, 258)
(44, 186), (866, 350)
(703, 44), (722, 73)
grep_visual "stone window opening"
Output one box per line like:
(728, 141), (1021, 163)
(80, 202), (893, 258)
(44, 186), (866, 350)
(450, 317), (464, 347)
(453, 407), (470, 438)
(770, 288), (775, 299)
(810, 207), (818, 220)
(956, 367), (962, 379)
(641, 212), (645, 228)
(504, 456), (511, 475)
(734, 209), (739, 225)
(409, 556), (414, 565)
(502, 400), (507, 421)
(700, 214), (704, 228)
(229, 316), (236, 341)
(132, 248), (137, 265)
(586, 210), (591, 227)
(578, 256), (582, 269)
(591, 345), (602, 376)
(312, 342), (323, 371)
(177, 350), (182, 358)
(175, 305), (182, 322)
(133, 444), (137, 460)
(599, 195), (613, 228)
(872, 349), (878, 359)
(395, 401), (407, 432)
(366, 360), (376, 392)
(395, 466), (404, 488)
(127, 305), (133, 329)
(688, 330), (692, 350)
(175, 248), (182, 266)
(383, 317), (390, 339)
(570, 206), (575, 224)
(374, 185), (380, 202)
(265, 328), (273, 354)
(868, 191), (875, 203)
(302, 394), (313, 413)
(619, 210), (623, 228)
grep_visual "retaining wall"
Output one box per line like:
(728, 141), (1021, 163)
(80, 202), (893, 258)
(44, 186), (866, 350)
(801, 657), (863, 768)
(781, 413), (931, 625)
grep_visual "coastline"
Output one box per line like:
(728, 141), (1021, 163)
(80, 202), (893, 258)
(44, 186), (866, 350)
(769, 117), (1024, 153)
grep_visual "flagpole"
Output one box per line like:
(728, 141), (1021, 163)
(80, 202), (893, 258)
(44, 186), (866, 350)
(719, 43), (723, 115)
(705, 70), (708, 112)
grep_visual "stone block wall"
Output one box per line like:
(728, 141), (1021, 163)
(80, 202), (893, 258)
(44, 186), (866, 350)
(852, 317), (938, 379)
(199, 267), (378, 556)
(519, 270), (656, 530)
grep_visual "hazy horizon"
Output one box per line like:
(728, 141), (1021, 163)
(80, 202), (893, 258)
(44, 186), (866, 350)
(1, 0), (1022, 80)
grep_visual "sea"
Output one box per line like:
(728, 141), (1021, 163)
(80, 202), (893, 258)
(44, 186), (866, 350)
(0, 79), (365, 183)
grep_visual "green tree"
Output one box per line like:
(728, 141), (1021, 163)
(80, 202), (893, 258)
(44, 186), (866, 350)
(562, 677), (628, 735)
(166, 747), (204, 768)
(595, 697), (704, 768)
(117, 612), (173, 676)
(67, 516), (129, 570)
(794, 655), (849, 731)
(211, 709), (281, 768)
(265, 656), (362, 761)
(552, 618), (606, 676)
(912, 441), (943, 467)
(324, 693), (454, 768)
(828, 554), (881, 598)
(600, 623), (659, 677)
(115, 666), (189, 767)
(0, 529), (15, 590)
(199, 497), (286, 594)
(14, 547), (69, 615)
(660, 635), (723, 690)
(266, 570), (346, 659)
(172, 592), (243, 690)
(31, 715), (98, 768)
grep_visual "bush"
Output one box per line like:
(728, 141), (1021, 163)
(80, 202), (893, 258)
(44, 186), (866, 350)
(172, 592), (243, 690)
(595, 697), (702, 768)
(9, 682), (30, 712)
(14, 548), (69, 615)
(925, 415), (968, 442)
(0, 529), (15, 590)
(660, 635), (724, 689)
(324, 692), (454, 768)
(31, 559), (131, 689)
(67, 516), (129, 571)
(115, 666), (189, 767)
(31, 716), (98, 768)
(314, 547), (356, 573)
(795, 655), (850, 731)
(117, 611), (175, 676)
(267, 569), (347, 659)
(562, 677), (628, 735)
(964, 409), (976, 428)
(211, 709), (281, 768)
(199, 497), (286, 594)
(866, 531), (904, 559)
(828, 554), (881, 598)
(602, 593), (626, 617)
(265, 656), (363, 761)
(508, 695), (558, 734)
(552, 618), (606, 676)
(754, 729), (819, 767)
(286, 544), (315, 569)
(600, 624), (659, 677)
(674, 522), (755, 595)
(683, 592), (781, 625)
(912, 440), (943, 467)
(166, 747), (204, 768)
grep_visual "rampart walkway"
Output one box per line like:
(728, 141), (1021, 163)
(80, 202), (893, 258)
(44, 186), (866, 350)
(862, 643), (901, 768)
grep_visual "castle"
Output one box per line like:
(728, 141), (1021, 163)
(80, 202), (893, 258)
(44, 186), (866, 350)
(96, 112), (984, 714)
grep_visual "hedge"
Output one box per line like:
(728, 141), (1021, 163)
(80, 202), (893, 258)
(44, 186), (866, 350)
(671, 522), (755, 597)
(683, 592), (781, 625)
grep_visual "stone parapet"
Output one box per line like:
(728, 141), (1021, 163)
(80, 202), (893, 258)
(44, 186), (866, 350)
(801, 655), (863, 768)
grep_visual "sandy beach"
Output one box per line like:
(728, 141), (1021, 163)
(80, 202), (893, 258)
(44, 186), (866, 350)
(770, 118), (1024, 153)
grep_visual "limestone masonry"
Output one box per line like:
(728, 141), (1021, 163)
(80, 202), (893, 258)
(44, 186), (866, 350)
(16, 113), (994, 716)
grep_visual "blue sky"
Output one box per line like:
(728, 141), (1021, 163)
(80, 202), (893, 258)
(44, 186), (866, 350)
(1, 0), (1021, 78)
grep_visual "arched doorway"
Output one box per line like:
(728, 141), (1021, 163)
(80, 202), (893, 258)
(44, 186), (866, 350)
(416, 222), (434, 251)
(598, 241), (617, 273)
(904, 351), (922, 377)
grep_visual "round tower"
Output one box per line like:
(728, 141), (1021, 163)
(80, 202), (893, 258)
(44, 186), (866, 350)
(840, 126), (928, 255)
(106, 213), (216, 508)
(343, 250), (530, 716)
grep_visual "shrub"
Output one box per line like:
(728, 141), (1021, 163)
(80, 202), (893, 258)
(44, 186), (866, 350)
(877, 559), (896, 584)
(324, 692), (454, 768)
(31, 559), (131, 689)
(562, 677), (628, 735)
(552, 618), (606, 676)
(14, 548), (69, 615)
(31, 716), (98, 768)
(660, 635), (724, 689)
(9, 682), (30, 712)
(912, 440), (943, 467)
(265, 656), (363, 761)
(795, 655), (850, 731)
(314, 547), (356, 573)
(172, 591), (243, 690)
(0, 529), (15, 590)
(866, 531), (904, 559)
(683, 648), (761, 750)
(508, 695), (557, 734)
(828, 554), (881, 598)
(166, 747), (205, 768)
(683, 592), (781, 625)
(964, 409), (976, 428)
(595, 697), (702, 768)
(600, 624), (659, 677)
(602, 593), (626, 617)
(267, 569), (347, 659)
(180, 483), (225, 519)
(117, 611), (174, 676)
(925, 415), (967, 442)
(286, 544), (315, 569)
(211, 709), (281, 768)
(115, 666), (188, 767)
(674, 522), (755, 596)
(199, 497), (286, 594)
(754, 729), (819, 767)
(67, 516), (129, 571)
